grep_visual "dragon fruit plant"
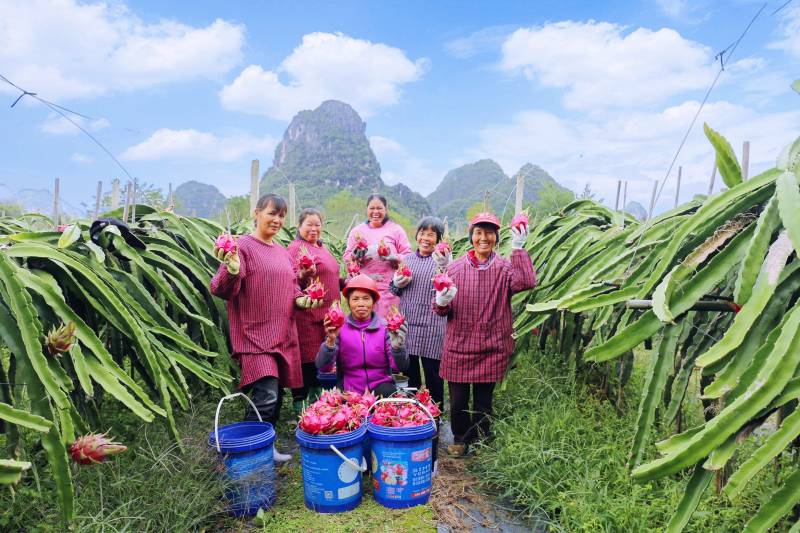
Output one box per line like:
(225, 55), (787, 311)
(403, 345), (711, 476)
(69, 432), (127, 465)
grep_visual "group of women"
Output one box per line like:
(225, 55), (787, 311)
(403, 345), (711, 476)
(210, 192), (536, 461)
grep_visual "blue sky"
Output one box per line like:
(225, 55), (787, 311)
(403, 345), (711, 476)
(1, 0), (798, 215)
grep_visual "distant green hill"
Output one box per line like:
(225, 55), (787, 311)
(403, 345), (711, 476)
(173, 180), (227, 219)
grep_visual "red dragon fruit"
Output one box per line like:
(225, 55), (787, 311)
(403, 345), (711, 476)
(432, 272), (454, 292)
(352, 233), (369, 260)
(57, 224), (68, 233)
(434, 241), (451, 255)
(46, 322), (76, 356)
(325, 302), (346, 328)
(69, 432), (127, 465)
(370, 389), (439, 428)
(346, 261), (361, 276)
(396, 262), (411, 277)
(377, 239), (391, 258)
(305, 278), (325, 300)
(511, 211), (529, 232)
(214, 233), (237, 254)
(297, 246), (316, 271)
(298, 389), (377, 435)
(386, 306), (406, 332)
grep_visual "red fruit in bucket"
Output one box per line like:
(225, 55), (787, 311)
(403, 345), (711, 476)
(396, 262), (411, 277)
(511, 211), (529, 231)
(377, 239), (391, 258)
(305, 278), (325, 300)
(297, 246), (315, 270)
(69, 432), (127, 465)
(432, 272), (453, 292)
(325, 302), (346, 328)
(215, 233), (237, 254)
(386, 306), (405, 332)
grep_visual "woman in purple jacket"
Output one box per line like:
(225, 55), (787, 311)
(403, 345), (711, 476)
(316, 274), (409, 396)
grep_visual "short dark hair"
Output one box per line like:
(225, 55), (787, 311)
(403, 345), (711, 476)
(415, 217), (444, 243)
(366, 193), (390, 223)
(469, 222), (500, 243)
(256, 193), (288, 215)
(296, 208), (323, 239)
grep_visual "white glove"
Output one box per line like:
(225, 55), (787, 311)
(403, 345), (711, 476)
(435, 286), (457, 307)
(432, 250), (450, 271)
(296, 296), (323, 309)
(389, 323), (408, 350)
(393, 271), (412, 288)
(365, 244), (379, 261)
(511, 226), (528, 250)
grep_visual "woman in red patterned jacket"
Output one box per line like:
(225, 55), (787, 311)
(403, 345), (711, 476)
(211, 194), (323, 462)
(433, 211), (536, 457)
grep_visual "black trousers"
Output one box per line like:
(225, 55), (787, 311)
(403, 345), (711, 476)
(448, 382), (496, 444)
(407, 355), (445, 410)
(373, 380), (397, 398)
(243, 376), (283, 428)
(291, 362), (321, 402)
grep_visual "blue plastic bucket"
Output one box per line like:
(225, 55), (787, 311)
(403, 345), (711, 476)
(317, 371), (337, 390)
(367, 399), (437, 509)
(208, 393), (277, 516)
(296, 424), (368, 513)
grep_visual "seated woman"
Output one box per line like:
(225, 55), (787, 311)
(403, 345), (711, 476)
(316, 274), (408, 397)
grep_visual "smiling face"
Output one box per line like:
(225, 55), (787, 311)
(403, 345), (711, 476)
(416, 227), (438, 256)
(367, 198), (387, 227)
(254, 200), (286, 241)
(471, 225), (498, 258)
(347, 289), (375, 321)
(299, 214), (322, 244)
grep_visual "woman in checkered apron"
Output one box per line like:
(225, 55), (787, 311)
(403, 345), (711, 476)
(433, 212), (536, 456)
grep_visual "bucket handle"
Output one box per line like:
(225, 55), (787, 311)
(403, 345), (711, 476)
(367, 397), (438, 430)
(329, 444), (367, 472)
(214, 392), (263, 453)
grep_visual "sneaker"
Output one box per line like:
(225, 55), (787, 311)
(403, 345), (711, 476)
(273, 446), (292, 463)
(446, 443), (467, 457)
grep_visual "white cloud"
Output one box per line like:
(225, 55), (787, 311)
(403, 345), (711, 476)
(70, 153), (93, 163)
(769, 3), (800, 57)
(444, 25), (517, 58)
(220, 32), (427, 120)
(0, 0), (244, 100)
(500, 21), (715, 110)
(472, 100), (800, 212)
(121, 129), (276, 162)
(39, 114), (110, 135)
(369, 135), (442, 195)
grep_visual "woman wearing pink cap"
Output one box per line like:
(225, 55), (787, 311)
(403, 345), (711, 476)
(433, 211), (536, 456)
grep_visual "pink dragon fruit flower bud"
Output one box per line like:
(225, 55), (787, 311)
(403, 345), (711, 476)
(511, 211), (529, 232)
(305, 278), (325, 301)
(432, 272), (454, 292)
(215, 234), (237, 254)
(386, 306), (406, 332)
(325, 302), (346, 329)
(69, 432), (127, 465)
(46, 322), (76, 356)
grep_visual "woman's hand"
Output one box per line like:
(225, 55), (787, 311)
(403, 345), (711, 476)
(510, 226), (528, 250)
(432, 250), (450, 271)
(296, 295), (324, 309)
(216, 248), (240, 275)
(389, 323), (408, 350)
(323, 316), (341, 347)
(435, 285), (457, 307)
(298, 263), (317, 279)
(392, 270), (412, 289)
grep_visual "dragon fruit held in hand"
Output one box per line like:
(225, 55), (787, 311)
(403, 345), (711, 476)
(325, 302), (346, 328)
(346, 261), (361, 276)
(298, 389), (377, 435)
(352, 234), (369, 260)
(57, 224), (68, 233)
(377, 239), (391, 258)
(511, 211), (529, 231)
(69, 432), (128, 465)
(396, 262), (411, 277)
(386, 306), (406, 332)
(370, 388), (440, 428)
(434, 241), (451, 255)
(297, 246), (316, 270)
(215, 233), (237, 254)
(432, 272), (454, 292)
(305, 278), (325, 300)
(46, 322), (76, 356)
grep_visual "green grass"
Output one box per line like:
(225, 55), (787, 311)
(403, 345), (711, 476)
(471, 353), (785, 532)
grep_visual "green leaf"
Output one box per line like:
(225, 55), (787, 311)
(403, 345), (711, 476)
(57, 225), (81, 248)
(0, 403), (52, 432)
(776, 170), (800, 256)
(743, 467), (800, 532)
(83, 355), (154, 422)
(703, 123), (742, 188)
(665, 463), (713, 533)
(734, 196), (781, 304)
(0, 459), (32, 485)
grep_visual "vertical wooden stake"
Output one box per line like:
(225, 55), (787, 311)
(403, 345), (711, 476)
(614, 180), (622, 211)
(742, 141), (750, 181)
(483, 190), (491, 212)
(647, 180), (658, 221)
(131, 179), (137, 224)
(93, 181), (103, 220)
(515, 172), (524, 214)
(122, 182), (131, 222)
(250, 159), (260, 214)
(288, 182), (297, 228)
(707, 164), (717, 196)
(622, 181), (628, 211)
(167, 182), (173, 209)
(52, 178), (60, 228)
(111, 178), (120, 210)
(674, 166), (682, 208)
